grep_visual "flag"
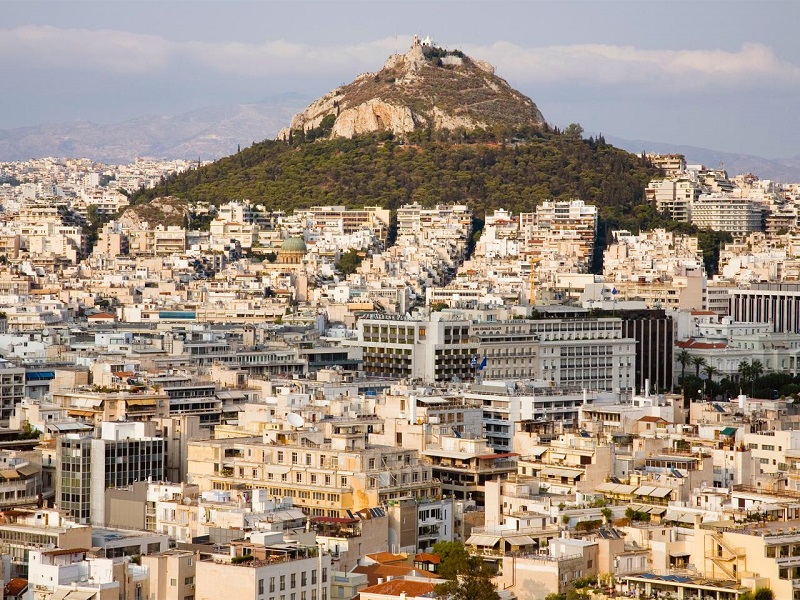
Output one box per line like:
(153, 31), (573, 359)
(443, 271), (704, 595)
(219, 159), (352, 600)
(470, 356), (478, 368)
(479, 356), (488, 370)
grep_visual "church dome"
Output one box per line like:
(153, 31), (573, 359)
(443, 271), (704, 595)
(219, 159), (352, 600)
(280, 237), (307, 253)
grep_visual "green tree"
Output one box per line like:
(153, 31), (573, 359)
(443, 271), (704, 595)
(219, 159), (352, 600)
(434, 573), (500, 600)
(432, 541), (472, 581)
(601, 507), (613, 523)
(564, 123), (584, 140)
(676, 349), (691, 382)
(691, 355), (707, 377)
(335, 249), (364, 276)
(703, 364), (719, 381)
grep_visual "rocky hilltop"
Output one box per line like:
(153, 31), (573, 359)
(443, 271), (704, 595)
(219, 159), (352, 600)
(278, 37), (545, 140)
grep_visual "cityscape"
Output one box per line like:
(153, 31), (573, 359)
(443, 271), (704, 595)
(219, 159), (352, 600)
(2, 3), (800, 600)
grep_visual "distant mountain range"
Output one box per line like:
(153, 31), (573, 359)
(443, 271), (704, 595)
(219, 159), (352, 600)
(0, 95), (308, 164)
(606, 136), (800, 183)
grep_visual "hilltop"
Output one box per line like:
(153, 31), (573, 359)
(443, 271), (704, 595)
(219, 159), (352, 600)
(129, 40), (677, 268)
(278, 37), (544, 140)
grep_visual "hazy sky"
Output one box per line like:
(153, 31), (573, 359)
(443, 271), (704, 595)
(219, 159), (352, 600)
(2, 0), (799, 158)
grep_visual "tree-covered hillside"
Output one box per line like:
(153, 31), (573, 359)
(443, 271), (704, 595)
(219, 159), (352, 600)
(133, 131), (658, 224)
(131, 131), (732, 273)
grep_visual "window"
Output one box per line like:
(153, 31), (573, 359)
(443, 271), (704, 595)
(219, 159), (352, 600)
(291, 573), (296, 589)
(280, 575), (286, 591)
(301, 572), (307, 586)
(270, 577), (276, 593)
(258, 579), (264, 595)
(277, 451), (284, 463)
(185, 577), (194, 585)
(292, 452), (298, 464)
(322, 568), (327, 583)
(170, 579), (177, 587)
(312, 570), (317, 585)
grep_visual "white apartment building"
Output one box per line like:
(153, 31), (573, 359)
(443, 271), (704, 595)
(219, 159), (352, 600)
(691, 195), (764, 234)
(648, 178), (700, 222)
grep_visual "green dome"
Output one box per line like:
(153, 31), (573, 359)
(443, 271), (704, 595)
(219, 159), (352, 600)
(280, 237), (307, 253)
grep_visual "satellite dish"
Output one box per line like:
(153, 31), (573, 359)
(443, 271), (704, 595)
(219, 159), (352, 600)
(286, 413), (305, 428)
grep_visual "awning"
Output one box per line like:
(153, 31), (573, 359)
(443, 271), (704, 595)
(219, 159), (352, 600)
(16, 464), (39, 477)
(647, 507), (668, 516)
(720, 427), (737, 436)
(66, 591), (99, 600)
(634, 486), (672, 498)
(67, 409), (96, 417)
(125, 398), (156, 406)
(540, 467), (580, 479)
(669, 550), (691, 557)
(503, 534), (535, 546)
(549, 453), (566, 461)
(466, 534), (501, 547)
(0, 469), (19, 480)
(597, 483), (637, 495)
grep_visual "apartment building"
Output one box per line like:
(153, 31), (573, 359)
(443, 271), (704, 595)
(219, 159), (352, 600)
(186, 427), (439, 518)
(520, 199), (598, 269)
(469, 315), (636, 397)
(385, 497), (453, 554)
(422, 436), (517, 505)
(466, 380), (592, 451)
(691, 196), (764, 234)
(195, 534), (332, 600)
(647, 178), (700, 222)
(0, 509), (91, 578)
(56, 422), (165, 525)
(142, 549), (197, 600)
(354, 313), (479, 382)
(28, 548), (149, 600)
(0, 361), (27, 424)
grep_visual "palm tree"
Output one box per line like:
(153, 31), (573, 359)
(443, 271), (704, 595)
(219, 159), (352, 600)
(750, 359), (764, 380)
(691, 355), (707, 377)
(676, 349), (691, 382)
(703, 364), (720, 382)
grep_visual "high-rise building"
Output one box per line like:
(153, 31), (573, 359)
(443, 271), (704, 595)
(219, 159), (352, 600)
(56, 422), (165, 525)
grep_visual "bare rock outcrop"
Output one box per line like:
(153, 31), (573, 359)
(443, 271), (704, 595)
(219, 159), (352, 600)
(278, 37), (544, 141)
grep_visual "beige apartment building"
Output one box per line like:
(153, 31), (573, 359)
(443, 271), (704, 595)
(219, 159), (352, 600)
(142, 549), (197, 600)
(186, 427), (439, 518)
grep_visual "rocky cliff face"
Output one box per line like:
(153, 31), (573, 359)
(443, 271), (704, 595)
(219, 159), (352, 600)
(278, 40), (545, 140)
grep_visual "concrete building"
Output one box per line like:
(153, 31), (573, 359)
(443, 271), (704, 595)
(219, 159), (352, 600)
(691, 196), (764, 234)
(56, 422), (165, 525)
(186, 426), (438, 518)
(194, 534), (332, 600)
(142, 549), (197, 600)
(422, 436), (517, 505)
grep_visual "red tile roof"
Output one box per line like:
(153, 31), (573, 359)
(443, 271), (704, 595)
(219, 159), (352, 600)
(365, 552), (407, 564)
(358, 579), (436, 597)
(675, 339), (727, 349)
(352, 564), (439, 587)
(4, 578), (27, 598)
(414, 552), (440, 564)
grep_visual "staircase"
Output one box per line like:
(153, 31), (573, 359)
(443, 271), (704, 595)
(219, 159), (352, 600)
(705, 533), (745, 580)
